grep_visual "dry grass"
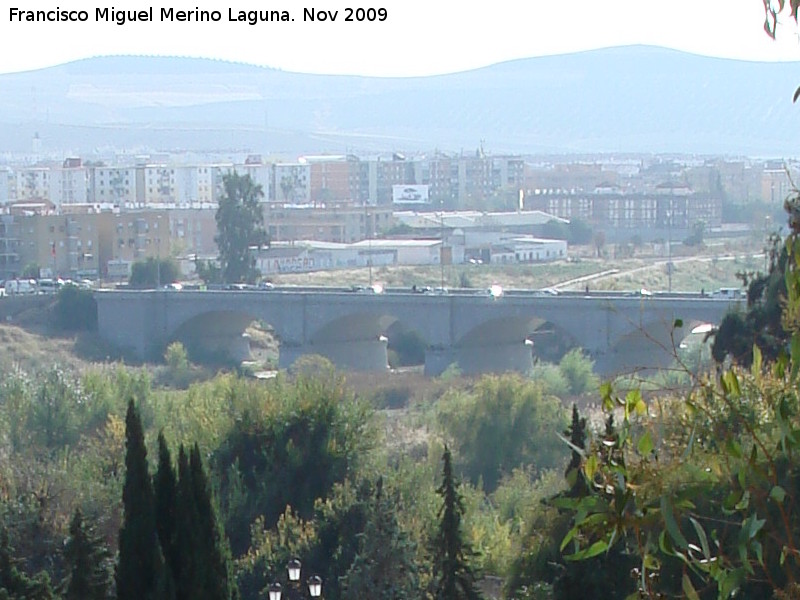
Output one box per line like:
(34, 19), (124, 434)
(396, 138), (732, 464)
(0, 324), (91, 373)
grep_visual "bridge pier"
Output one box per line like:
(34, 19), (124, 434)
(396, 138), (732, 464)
(279, 338), (389, 372)
(457, 341), (534, 375)
(425, 347), (459, 376)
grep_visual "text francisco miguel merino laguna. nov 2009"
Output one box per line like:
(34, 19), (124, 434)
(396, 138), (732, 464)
(8, 6), (389, 25)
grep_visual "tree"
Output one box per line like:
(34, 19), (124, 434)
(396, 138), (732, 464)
(62, 508), (113, 600)
(154, 433), (179, 591)
(129, 257), (180, 289)
(558, 349), (598, 396)
(712, 240), (787, 366)
(54, 284), (97, 331)
(433, 446), (483, 600)
(186, 444), (238, 600)
(0, 529), (54, 600)
(214, 172), (268, 284)
(213, 376), (372, 555)
(563, 404), (587, 498)
(117, 399), (164, 600)
(436, 375), (567, 492)
(341, 478), (419, 600)
(682, 220), (705, 246)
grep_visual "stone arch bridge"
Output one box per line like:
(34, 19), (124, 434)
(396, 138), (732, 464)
(94, 288), (739, 376)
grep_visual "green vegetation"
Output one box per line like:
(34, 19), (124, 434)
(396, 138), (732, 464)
(214, 172), (268, 284)
(712, 238), (787, 366)
(55, 285), (97, 331)
(129, 257), (180, 289)
(4, 218), (800, 600)
(433, 446), (483, 600)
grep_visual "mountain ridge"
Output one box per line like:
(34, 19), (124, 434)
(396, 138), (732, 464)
(2, 45), (800, 156)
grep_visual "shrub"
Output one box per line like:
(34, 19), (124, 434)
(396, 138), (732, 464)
(55, 284), (97, 331)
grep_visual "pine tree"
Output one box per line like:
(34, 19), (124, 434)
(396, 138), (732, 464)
(63, 508), (113, 600)
(117, 399), (165, 600)
(433, 446), (482, 600)
(0, 528), (54, 600)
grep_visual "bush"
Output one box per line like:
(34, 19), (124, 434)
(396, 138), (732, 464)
(558, 349), (598, 395)
(55, 284), (97, 331)
(129, 257), (180, 288)
(436, 374), (568, 492)
(529, 363), (569, 398)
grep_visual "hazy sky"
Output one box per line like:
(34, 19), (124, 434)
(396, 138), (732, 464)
(2, 0), (800, 75)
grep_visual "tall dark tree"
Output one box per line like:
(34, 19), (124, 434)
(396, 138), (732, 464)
(341, 478), (419, 600)
(62, 508), (113, 600)
(214, 172), (268, 284)
(187, 444), (239, 600)
(712, 240), (788, 366)
(175, 446), (197, 600)
(564, 403), (588, 498)
(154, 433), (179, 589)
(433, 446), (482, 600)
(129, 258), (181, 289)
(0, 529), (54, 600)
(117, 399), (164, 600)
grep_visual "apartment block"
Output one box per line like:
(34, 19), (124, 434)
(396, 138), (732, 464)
(264, 202), (393, 243)
(88, 165), (137, 207)
(526, 189), (721, 232)
(272, 163), (311, 202)
(307, 155), (368, 203)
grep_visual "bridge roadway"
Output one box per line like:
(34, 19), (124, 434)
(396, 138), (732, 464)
(94, 287), (740, 376)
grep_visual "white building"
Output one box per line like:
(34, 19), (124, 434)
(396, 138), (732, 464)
(0, 169), (12, 204)
(90, 165), (137, 207)
(15, 167), (55, 203)
(53, 158), (90, 206)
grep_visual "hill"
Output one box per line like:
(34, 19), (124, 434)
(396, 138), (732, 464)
(2, 46), (800, 155)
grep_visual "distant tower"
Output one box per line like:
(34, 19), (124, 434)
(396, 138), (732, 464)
(32, 132), (42, 155)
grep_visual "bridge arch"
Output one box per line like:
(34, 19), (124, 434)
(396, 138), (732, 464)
(599, 315), (714, 375)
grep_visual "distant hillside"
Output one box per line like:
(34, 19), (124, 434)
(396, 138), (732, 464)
(2, 46), (800, 156)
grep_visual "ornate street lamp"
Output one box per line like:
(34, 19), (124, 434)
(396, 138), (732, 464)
(307, 575), (322, 598)
(268, 582), (282, 600)
(270, 559), (323, 599)
(287, 558), (302, 583)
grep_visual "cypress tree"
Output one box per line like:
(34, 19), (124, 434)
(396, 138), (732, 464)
(189, 444), (239, 600)
(175, 446), (198, 600)
(433, 446), (482, 600)
(63, 508), (113, 600)
(154, 432), (179, 587)
(564, 403), (588, 498)
(117, 398), (164, 600)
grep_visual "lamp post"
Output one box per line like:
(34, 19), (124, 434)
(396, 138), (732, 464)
(269, 559), (322, 600)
